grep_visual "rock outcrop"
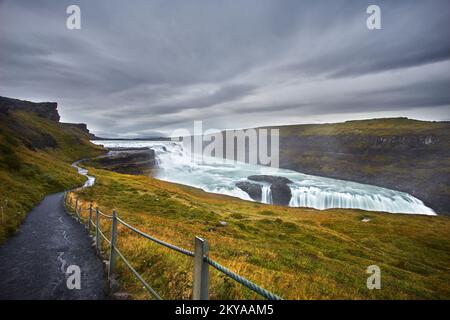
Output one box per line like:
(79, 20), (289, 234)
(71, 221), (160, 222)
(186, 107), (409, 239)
(61, 123), (95, 138)
(0, 96), (60, 121)
(270, 181), (292, 206)
(90, 148), (156, 175)
(0, 96), (97, 143)
(237, 175), (293, 206)
(248, 175), (293, 185)
(236, 181), (262, 201)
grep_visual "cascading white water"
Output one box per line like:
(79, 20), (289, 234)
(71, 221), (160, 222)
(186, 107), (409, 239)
(288, 185), (435, 214)
(92, 140), (436, 215)
(261, 185), (273, 204)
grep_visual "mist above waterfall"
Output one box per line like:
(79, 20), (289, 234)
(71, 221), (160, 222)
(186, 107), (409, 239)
(93, 140), (436, 215)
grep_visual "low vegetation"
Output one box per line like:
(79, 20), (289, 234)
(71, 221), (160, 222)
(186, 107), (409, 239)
(2, 110), (449, 300)
(0, 110), (104, 244)
(71, 167), (450, 300)
(273, 117), (450, 136)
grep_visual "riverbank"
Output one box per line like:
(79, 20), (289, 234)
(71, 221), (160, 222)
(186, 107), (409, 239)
(90, 140), (435, 215)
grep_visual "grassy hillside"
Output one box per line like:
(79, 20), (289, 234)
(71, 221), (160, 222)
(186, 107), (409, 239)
(0, 110), (104, 244)
(70, 167), (450, 300)
(3, 110), (449, 299)
(273, 117), (450, 136)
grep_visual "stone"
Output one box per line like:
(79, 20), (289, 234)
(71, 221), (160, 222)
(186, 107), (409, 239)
(113, 292), (131, 300)
(236, 181), (262, 201)
(270, 181), (292, 206)
(248, 175), (293, 185)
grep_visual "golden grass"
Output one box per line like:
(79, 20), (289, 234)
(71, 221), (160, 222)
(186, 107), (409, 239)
(69, 168), (450, 300)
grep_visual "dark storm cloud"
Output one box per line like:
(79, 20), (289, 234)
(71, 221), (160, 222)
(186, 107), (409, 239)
(0, 0), (449, 136)
(103, 83), (257, 118)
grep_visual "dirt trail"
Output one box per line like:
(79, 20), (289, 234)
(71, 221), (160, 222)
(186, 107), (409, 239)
(0, 192), (105, 299)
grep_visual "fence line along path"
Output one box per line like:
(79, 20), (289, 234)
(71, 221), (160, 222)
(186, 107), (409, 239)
(65, 192), (282, 300)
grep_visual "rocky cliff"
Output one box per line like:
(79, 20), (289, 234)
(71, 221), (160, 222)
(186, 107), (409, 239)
(209, 118), (450, 215)
(0, 96), (60, 121)
(273, 118), (450, 214)
(0, 96), (96, 139)
(84, 147), (156, 175)
(61, 123), (95, 139)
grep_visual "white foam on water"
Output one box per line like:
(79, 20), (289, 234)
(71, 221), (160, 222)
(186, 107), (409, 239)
(261, 185), (273, 204)
(92, 140), (436, 215)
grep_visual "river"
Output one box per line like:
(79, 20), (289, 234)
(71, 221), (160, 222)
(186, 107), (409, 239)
(91, 140), (436, 215)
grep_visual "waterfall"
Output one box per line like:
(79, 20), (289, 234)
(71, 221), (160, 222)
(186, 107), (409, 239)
(92, 140), (436, 215)
(261, 185), (272, 204)
(288, 185), (435, 215)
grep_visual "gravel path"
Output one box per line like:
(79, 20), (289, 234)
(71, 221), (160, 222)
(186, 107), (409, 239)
(0, 192), (105, 299)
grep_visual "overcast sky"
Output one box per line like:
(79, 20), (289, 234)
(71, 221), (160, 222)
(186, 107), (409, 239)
(1, 0), (449, 137)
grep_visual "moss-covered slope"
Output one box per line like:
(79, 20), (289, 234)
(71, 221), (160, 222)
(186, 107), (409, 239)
(0, 101), (104, 243)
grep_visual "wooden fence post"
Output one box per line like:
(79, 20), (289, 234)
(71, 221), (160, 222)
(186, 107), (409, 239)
(108, 210), (118, 280)
(88, 203), (93, 231)
(95, 207), (101, 251)
(193, 236), (209, 300)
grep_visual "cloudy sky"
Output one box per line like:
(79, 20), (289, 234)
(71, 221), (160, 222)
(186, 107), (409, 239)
(1, 0), (449, 137)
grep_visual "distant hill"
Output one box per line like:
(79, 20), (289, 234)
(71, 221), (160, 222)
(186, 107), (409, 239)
(0, 96), (104, 243)
(265, 118), (450, 215)
(202, 118), (450, 214)
(92, 136), (170, 141)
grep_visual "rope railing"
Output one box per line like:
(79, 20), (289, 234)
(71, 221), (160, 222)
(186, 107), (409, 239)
(97, 227), (111, 245)
(117, 217), (195, 257)
(205, 257), (282, 300)
(112, 246), (162, 300)
(98, 210), (113, 219)
(64, 191), (282, 300)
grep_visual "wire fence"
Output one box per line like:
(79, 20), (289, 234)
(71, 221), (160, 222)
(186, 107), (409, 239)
(64, 191), (282, 300)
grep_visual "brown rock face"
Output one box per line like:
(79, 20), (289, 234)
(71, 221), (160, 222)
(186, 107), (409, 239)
(238, 175), (293, 206)
(0, 96), (60, 121)
(0, 95), (96, 143)
(61, 123), (95, 138)
(270, 181), (292, 206)
(236, 181), (263, 201)
(248, 175), (293, 185)
(90, 148), (156, 175)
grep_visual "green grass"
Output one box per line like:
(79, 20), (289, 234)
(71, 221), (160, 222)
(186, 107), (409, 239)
(272, 117), (450, 136)
(0, 110), (104, 244)
(2, 113), (449, 299)
(71, 168), (450, 300)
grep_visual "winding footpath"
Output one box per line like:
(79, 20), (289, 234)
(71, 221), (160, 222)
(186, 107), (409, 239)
(0, 162), (105, 300)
